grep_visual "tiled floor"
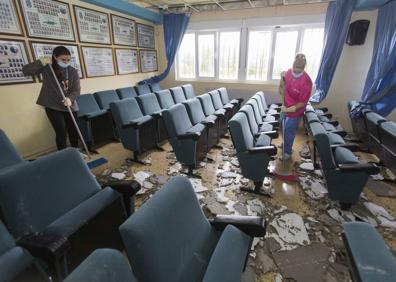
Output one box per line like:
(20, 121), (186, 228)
(90, 124), (396, 282)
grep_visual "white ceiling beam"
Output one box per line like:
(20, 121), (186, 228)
(247, 0), (255, 7)
(212, 0), (226, 10)
(184, 2), (200, 12)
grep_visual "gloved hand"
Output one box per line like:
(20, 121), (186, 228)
(39, 56), (52, 66)
(63, 98), (72, 107)
(281, 105), (297, 113)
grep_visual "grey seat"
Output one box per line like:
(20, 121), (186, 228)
(252, 93), (279, 117)
(170, 86), (187, 104)
(256, 91), (281, 110)
(155, 89), (176, 109)
(239, 105), (277, 139)
(380, 121), (396, 157)
(76, 94), (115, 149)
(246, 99), (279, 128)
(0, 148), (128, 275)
(119, 176), (254, 282)
(216, 88), (239, 115)
(136, 93), (168, 143)
(93, 90), (120, 111)
(135, 84), (151, 96)
(116, 87), (138, 99)
(0, 129), (24, 170)
(363, 110), (387, 143)
(228, 112), (277, 195)
(162, 104), (208, 175)
(182, 84), (196, 100)
(198, 93), (228, 136)
(208, 90), (233, 120)
(342, 222), (396, 282)
(149, 82), (161, 92)
(110, 98), (157, 163)
(184, 98), (220, 150)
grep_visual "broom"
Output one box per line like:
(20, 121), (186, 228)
(273, 75), (298, 182)
(48, 64), (108, 169)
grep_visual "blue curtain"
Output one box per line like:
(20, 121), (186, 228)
(139, 13), (190, 85)
(310, 0), (356, 103)
(357, 0), (396, 116)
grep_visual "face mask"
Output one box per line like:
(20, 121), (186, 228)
(57, 61), (70, 68)
(292, 70), (304, 79)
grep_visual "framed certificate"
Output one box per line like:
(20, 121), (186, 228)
(115, 48), (138, 75)
(111, 14), (136, 47)
(137, 23), (155, 49)
(139, 49), (157, 73)
(74, 5), (111, 45)
(0, 0), (23, 35)
(30, 41), (83, 78)
(0, 39), (34, 85)
(18, 0), (75, 41)
(81, 46), (114, 77)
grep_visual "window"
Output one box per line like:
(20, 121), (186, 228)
(272, 30), (299, 80)
(219, 31), (240, 80)
(177, 33), (195, 79)
(176, 23), (324, 82)
(301, 28), (324, 79)
(246, 30), (272, 81)
(198, 33), (215, 77)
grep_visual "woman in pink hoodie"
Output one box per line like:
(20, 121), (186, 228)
(280, 53), (312, 160)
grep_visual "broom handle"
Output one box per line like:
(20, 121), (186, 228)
(281, 76), (285, 169)
(48, 64), (91, 159)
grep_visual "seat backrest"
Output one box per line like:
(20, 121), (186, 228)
(240, 105), (259, 134)
(116, 87), (138, 100)
(183, 98), (206, 125)
(0, 220), (17, 256)
(228, 112), (254, 152)
(155, 90), (176, 109)
(256, 92), (268, 109)
(0, 129), (24, 170)
(135, 84), (151, 96)
(309, 122), (335, 170)
(149, 82), (161, 92)
(94, 90), (120, 110)
(182, 84), (195, 99)
(246, 100), (263, 125)
(110, 98), (144, 127)
(76, 94), (101, 117)
(170, 87), (187, 104)
(365, 111), (386, 125)
(305, 112), (320, 123)
(218, 87), (230, 104)
(251, 96), (266, 116)
(208, 90), (224, 110)
(198, 94), (216, 116)
(136, 93), (162, 115)
(380, 121), (396, 137)
(162, 104), (193, 137)
(0, 148), (101, 239)
(119, 176), (218, 282)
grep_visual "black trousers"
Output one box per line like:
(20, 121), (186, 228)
(45, 108), (78, 150)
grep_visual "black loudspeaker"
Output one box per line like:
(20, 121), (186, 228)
(346, 20), (370, 46)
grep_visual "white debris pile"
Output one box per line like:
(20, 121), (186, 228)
(167, 162), (182, 175)
(299, 143), (311, 158)
(364, 202), (396, 229)
(133, 171), (154, 195)
(246, 199), (266, 216)
(267, 213), (311, 251)
(190, 178), (209, 193)
(110, 172), (126, 180)
(299, 176), (328, 199)
(299, 161), (314, 171)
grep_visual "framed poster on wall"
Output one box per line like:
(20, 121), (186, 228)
(18, 0), (75, 41)
(0, 0), (23, 35)
(30, 41), (83, 78)
(0, 39), (34, 85)
(139, 49), (157, 73)
(111, 14), (136, 46)
(115, 48), (138, 75)
(81, 46), (114, 77)
(137, 23), (155, 49)
(74, 5), (111, 45)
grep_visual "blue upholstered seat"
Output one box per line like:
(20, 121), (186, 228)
(94, 90), (120, 111)
(182, 84), (196, 99)
(0, 129), (24, 170)
(170, 86), (187, 104)
(198, 93), (228, 136)
(135, 83), (151, 96)
(116, 87), (138, 99)
(149, 82), (161, 92)
(119, 176), (251, 282)
(155, 89), (176, 109)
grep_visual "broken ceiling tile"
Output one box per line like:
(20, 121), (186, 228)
(218, 171), (239, 178)
(274, 273), (283, 282)
(133, 171), (152, 184)
(364, 202), (395, 221)
(167, 162), (182, 175)
(219, 178), (234, 187)
(274, 205), (287, 214)
(231, 158), (240, 167)
(366, 178), (395, 197)
(299, 162), (314, 171)
(215, 187), (229, 203)
(272, 243), (331, 282)
(327, 209), (345, 224)
(233, 202), (248, 215)
(246, 199), (265, 216)
(190, 178), (209, 193)
(299, 144), (311, 158)
(355, 152), (380, 164)
(299, 177), (328, 199)
(371, 174), (385, 181)
(141, 158), (152, 165)
(269, 213), (311, 251)
(142, 181), (153, 189)
(377, 216), (396, 229)
(380, 166), (396, 181)
(111, 172), (126, 180)
(156, 175), (169, 185)
(256, 248), (277, 273)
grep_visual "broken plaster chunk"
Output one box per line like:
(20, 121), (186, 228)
(190, 178), (208, 193)
(215, 187), (230, 203)
(377, 216), (396, 229)
(219, 178), (233, 187)
(246, 199), (265, 216)
(299, 162), (314, 171)
(327, 209), (345, 224)
(111, 172), (126, 180)
(364, 202), (395, 221)
(371, 173), (385, 181)
(250, 237), (261, 251)
(133, 171), (152, 185)
(218, 171), (239, 178)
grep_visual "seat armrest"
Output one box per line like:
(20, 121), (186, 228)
(265, 120), (279, 127)
(338, 163), (380, 174)
(122, 117), (152, 129)
(151, 112), (162, 119)
(267, 113), (280, 119)
(201, 120), (215, 127)
(272, 102), (282, 107)
(332, 130), (347, 138)
(237, 98), (244, 104)
(322, 113), (333, 119)
(318, 107), (328, 113)
(331, 143), (360, 151)
(261, 130), (279, 139)
(178, 131), (201, 141)
(18, 233), (70, 262)
(104, 180), (141, 197)
(248, 145), (277, 156)
(209, 215), (266, 237)
(327, 120), (339, 126)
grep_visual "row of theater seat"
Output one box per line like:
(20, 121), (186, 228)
(109, 85), (242, 174)
(304, 105), (396, 281)
(228, 92), (281, 195)
(348, 101), (396, 173)
(0, 139), (266, 281)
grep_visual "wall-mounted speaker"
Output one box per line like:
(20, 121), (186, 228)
(346, 20), (370, 46)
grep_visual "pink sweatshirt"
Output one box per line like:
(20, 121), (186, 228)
(283, 69), (312, 118)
